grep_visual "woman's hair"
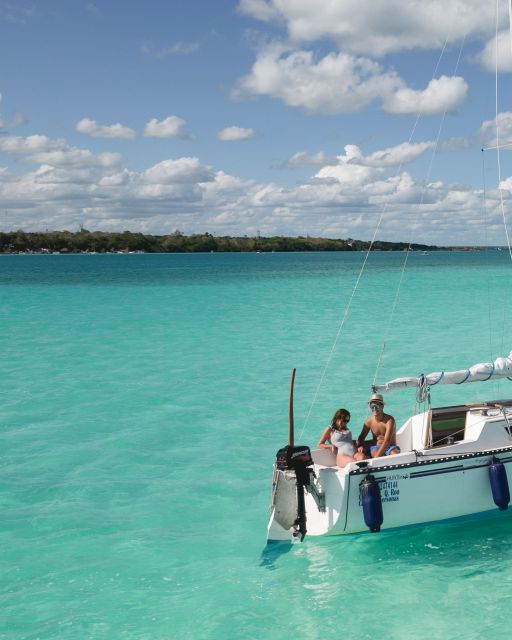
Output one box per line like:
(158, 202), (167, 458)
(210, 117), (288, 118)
(331, 408), (351, 429)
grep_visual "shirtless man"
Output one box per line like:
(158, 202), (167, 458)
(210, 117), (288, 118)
(356, 393), (400, 458)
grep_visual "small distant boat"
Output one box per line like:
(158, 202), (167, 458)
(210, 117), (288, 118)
(421, 250), (428, 255)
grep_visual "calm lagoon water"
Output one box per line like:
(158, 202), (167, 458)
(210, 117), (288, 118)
(1, 251), (512, 639)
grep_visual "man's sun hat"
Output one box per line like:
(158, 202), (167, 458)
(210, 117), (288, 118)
(368, 392), (384, 405)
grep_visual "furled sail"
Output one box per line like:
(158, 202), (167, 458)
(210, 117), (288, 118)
(374, 351), (512, 393)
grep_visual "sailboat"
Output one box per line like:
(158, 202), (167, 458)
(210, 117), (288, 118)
(267, 7), (512, 543)
(268, 360), (512, 541)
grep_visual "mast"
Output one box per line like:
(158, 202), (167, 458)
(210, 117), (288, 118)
(288, 367), (296, 446)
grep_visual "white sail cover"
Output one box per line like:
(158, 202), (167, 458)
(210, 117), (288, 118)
(375, 350), (512, 393)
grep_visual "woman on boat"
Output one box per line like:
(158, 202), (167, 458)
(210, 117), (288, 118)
(317, 408), (366, 467)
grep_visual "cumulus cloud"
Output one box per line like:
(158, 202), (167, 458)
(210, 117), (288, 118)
(0, 134), (66, 154)
(307, 142), (434, 192)
(237, 0), (280, 22)
(444, 112), (512, 151)
(142, 157), (215, 184)
(479, 112), (512, 148)
(478, 31), (512, 72)
(32, 163), (106, 186)
(234, 46), (403, 114)
(217, 126), (254, 141)
(98, 170), (131, 187)
(27, 149), (122, 169)
(238, 0), (498, 57)
(362, 141), (436, 167)
(143, 116), (191, 139)
(0, 127), (506, 245)
(235, 46), (468, 115)
(383, 76), (468, 115)
(75, 118), (136, 139)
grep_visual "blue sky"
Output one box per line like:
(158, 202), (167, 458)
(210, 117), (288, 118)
(1, 0), (512, 244)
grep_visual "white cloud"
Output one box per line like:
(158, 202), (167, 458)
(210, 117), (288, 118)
(143, 116), (191, 139)
(0, 128), (507, 245)
(0, 134), (66, 154)
(27, 149), (122, 169)
(235, 45), (468, 116)
(310, 141), (435, 171)
(234, 46), (402, 114)
(98, 170), (131, 187)
(282, 151), (336, 168)
(478, 30), (512, 72)
(142, 157), (215, 184)
(217, 126), (254, 141)
(237, 0), (280, 22)
(315, 147), (377, 187)
(32, 164), (104, 185)
(383, 76), (468, 115)
(479, 111), (512, 148)
(134, 182), (204, 202)
(363, 141), (436, 167)
(442, 111), (512, 151)
(75, 118), (136, 139)
(238, 0), (499, 57)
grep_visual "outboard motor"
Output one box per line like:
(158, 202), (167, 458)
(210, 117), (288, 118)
(276, 445), (314, 540)
(488, 456), (510, 511)
(360, 474), (383, 532)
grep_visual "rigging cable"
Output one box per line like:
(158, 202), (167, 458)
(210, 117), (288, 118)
(477, 0), (512, 393)
(494, 0), (512, 265)
(372, 35), (466, 391)
(493, 0), (512, 381)
(299, 40), (451, 441)
(480, 149), (496, 392)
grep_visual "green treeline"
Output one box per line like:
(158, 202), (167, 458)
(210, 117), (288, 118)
(0, 229), (440, 254)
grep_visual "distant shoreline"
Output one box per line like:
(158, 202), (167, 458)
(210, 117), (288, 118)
(0, 230), (503, 254)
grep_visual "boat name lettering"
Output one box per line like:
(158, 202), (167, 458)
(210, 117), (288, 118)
(380, 478), (402, 503)
(383, 473), (409, 481)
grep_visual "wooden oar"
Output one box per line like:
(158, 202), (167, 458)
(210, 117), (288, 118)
(289, 367), (296, 447)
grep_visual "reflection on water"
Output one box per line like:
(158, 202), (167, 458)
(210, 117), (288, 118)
(259, 541), (294, 569)
(257, 513), (512, 620)
(262, 511), (512, 573)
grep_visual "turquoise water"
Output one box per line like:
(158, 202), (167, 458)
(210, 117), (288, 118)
(1, 251), (512, 640)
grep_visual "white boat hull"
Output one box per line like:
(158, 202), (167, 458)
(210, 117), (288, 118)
(267, 403), (512, 541)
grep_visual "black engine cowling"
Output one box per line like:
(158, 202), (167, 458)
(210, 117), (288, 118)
(275, 445), (314, 540)
(276, 445), (313, 480)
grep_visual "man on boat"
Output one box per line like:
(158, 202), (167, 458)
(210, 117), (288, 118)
(356, 393), (400, 458)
